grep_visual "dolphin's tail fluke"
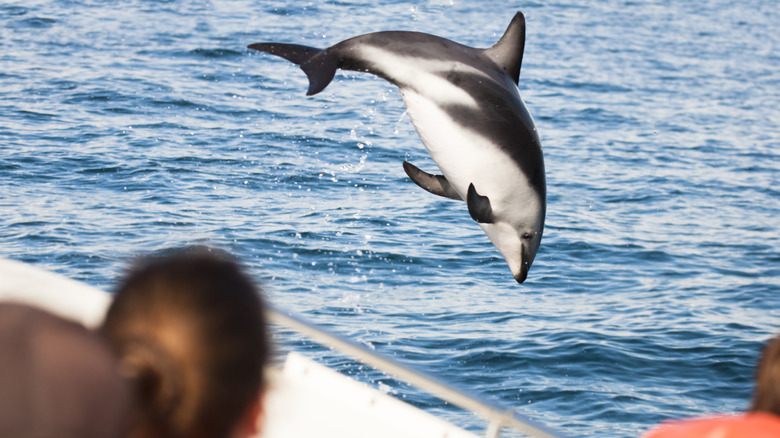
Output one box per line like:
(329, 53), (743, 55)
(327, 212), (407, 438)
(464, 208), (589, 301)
(247, 43), (337, 96)
(483, 12), (525, 84)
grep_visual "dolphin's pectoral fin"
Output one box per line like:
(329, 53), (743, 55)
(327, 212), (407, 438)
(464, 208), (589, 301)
(247, 43), (337, 96)
(466, 183), (495, 224)
(483, 12), (525, 84)
(402, 161), (461, 201)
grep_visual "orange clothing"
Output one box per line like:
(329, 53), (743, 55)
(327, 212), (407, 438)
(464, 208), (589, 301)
(642, 413), (780, 438)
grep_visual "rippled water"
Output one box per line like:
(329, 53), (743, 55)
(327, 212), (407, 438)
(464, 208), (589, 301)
(2, 1), (779, 436)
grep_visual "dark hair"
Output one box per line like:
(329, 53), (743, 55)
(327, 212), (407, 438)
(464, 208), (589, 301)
(750, 334), (780, 415)
(101, 246), (270, 438)
(0, 303), (131, 438)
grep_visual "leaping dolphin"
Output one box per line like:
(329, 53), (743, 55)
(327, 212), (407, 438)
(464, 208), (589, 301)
(248, 12), (546, 283)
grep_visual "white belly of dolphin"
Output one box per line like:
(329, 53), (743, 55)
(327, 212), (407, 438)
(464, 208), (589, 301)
(401, 90), (534, 213)
(355, 44), (539, 217)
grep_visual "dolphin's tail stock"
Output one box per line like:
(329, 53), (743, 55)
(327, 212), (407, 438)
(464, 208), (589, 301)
(247, 43), (339, 96)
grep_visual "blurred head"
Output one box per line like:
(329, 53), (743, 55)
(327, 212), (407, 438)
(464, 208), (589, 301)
(0, 303), (131, 438)
(101, 246), (270, 438)
(751, 334), (780, 416)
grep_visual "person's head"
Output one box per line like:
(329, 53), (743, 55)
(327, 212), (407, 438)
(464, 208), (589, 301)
(751, 334), (780, 416)
(0, 303), (131, 438)
(101, 246), (270, 438)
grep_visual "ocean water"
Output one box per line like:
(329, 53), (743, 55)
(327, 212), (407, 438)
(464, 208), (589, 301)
(1, 0), (779, 436)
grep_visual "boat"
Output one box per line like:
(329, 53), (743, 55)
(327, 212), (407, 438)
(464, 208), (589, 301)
(0, 257), (566, 438)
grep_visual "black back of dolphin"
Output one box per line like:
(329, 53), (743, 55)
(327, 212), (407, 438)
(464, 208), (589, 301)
(249, 12), (525, 91)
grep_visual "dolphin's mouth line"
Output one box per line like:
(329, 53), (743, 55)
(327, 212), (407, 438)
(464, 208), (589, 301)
(514, 243), (529, 284)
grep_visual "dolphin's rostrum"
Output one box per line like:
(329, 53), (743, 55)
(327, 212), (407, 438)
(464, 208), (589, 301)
(249, 12), (546, 283)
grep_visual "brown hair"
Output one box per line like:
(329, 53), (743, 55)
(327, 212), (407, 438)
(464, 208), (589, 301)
(750, 334), (780, 415)
(101, 246), (270, 438)
(0, 303), (131, 438)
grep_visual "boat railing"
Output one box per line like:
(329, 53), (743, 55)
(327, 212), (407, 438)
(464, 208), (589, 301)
(267, 305), (568, 438)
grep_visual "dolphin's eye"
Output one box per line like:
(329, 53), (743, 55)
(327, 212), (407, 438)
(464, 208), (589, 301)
(522, 233), (532, 240)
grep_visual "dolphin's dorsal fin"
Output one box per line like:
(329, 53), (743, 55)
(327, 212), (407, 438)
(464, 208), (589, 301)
(402, 161), (462, 200)
(467, 184), (494, 224)
(483, 12), (526, 84)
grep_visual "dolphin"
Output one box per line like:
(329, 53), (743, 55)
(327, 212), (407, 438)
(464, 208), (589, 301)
(248, 12), (545, 283)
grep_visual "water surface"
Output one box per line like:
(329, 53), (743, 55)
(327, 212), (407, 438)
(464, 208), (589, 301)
(1, 1), (779, 436)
